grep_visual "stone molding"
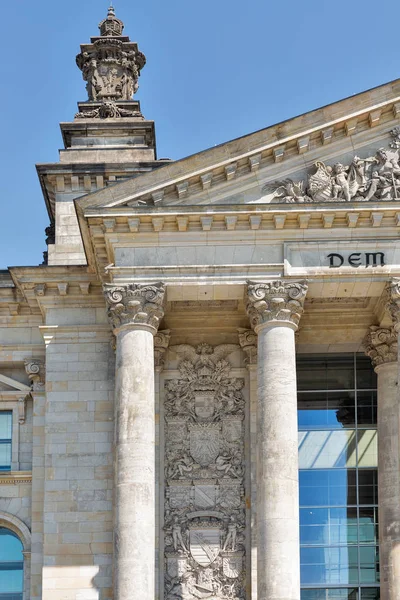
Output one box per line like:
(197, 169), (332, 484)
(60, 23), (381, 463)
(103, 282), (166, 334)
(237, 328), (257, 365)
(154, 329), (171, 371)
(246, 280), (308, 331)
(24, 359), (45, 392)
(364, 325), (398, 369)
(388, 279), (400, 330)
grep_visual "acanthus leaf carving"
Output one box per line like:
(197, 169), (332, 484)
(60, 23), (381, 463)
(263, 129), (400, 203)
(164, 343), (246, 599)
(103, 282), (165, 333)
(154, 330), (171, 371)
(237, 329), (257, 366)
(246, 280), (308, 330)
(388, 279), (400, 330)
(364, 325), (398, 368)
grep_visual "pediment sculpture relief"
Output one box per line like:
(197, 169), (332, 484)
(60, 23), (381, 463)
(264, 128), (400, 203)
(164, 343), (246, 600)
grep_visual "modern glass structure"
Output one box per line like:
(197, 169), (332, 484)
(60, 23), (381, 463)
(297, 355), (379, 600)
(0, 527), (24, 600)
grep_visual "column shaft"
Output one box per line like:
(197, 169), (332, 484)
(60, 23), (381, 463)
(114, 327), (155, 599)
(104, 282), (166, 600)
(377, 361), (400, 599)
(257, 324), (300, 600)
(246, 280), (307, 600)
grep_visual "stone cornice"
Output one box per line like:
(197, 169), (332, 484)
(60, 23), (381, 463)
(103, 282), (166, 334)
(364, 325), (398, 368)
(0, 472), (32, 486)
(246, 280), (308, 331)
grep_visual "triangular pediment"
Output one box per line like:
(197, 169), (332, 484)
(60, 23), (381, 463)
(76, 79), (400, 216)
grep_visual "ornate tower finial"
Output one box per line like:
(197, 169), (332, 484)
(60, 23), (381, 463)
(99, 5), (125, 37)
(75, 8), (146, 105)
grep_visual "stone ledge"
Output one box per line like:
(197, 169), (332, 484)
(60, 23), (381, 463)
(0, 471), (32, 485)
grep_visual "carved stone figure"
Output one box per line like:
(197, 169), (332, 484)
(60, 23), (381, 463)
(222, 518), (237, 552)
(76, 7), (146, 104)
(263, 129), (400, 203)
(164, 344), (246, 599)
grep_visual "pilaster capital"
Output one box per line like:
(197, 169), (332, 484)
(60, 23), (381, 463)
(388, 279), (400, 331)
(237, 328), (258, 365)
(24, 359), (45, 392)
(154, 329), (171, 371)
(245, 280), (308, 332)
(364, 325), (398, 369)
(103, 282), (166, 335)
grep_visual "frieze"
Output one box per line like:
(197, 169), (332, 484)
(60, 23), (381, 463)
(164, 343), (246, 600)
(264, 128), (400, 203)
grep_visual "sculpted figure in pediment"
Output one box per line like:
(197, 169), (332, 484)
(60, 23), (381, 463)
(264, 128), (400, 203)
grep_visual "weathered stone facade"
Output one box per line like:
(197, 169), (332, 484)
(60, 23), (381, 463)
(2, 5), (400, 600)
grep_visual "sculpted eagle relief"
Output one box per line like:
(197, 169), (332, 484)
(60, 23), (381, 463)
(262, 128), (400, 203)
(163, 344), (247, 600)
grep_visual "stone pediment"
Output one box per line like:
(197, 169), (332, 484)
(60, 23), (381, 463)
(76, 79), (400, 215)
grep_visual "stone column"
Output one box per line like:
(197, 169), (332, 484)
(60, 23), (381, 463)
(371, 279), (400, 600)
(246, 280), (308, 600)
(104, 282), (166, 600)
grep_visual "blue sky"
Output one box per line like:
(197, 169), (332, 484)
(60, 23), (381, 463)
(1, 0), (400, 268)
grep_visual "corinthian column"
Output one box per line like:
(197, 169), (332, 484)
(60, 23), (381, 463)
(246, 280), (307, 600)
(103, 282), (166, 600)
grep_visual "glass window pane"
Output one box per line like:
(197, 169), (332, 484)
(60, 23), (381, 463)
(0, 443), (12, 470)
(357, 430), (377, 468)
(299, 430), (357, 469)
(357, 391), (377, 427)
(297, 355), (355, 391)
(301, 546), (358, 585)
(358, 470), (378, 505)
(328, 591), (358, 600)
(298, 393), (355, 430)
(0, 413), (12, 440)
(360, 546), (380, 583)
(359, 507), (379, 545)
(330, 508), (358, 545)
(0, 529), (23, 595)
(300, 470), (357, 507)
(360, 589), (380, 599)
(301, 591), (327, 600)
(356, 355), (378, 389)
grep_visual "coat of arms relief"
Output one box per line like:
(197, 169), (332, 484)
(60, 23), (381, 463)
(263, 127), (400, 203)
(164, 343), (246, 600)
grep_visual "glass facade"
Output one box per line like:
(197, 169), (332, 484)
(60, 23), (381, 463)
(0, 528), (23, 600)
(297, 355), (379, 600)
(0, 412), (12, 471)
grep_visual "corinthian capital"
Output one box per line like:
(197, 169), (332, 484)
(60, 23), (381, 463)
(246, 280), (308, 331)
(103, 282), (166, 334)
(364, 325), (397, 369)
(154, 330), (171, 371)
(237, 328), (258, 365)
(388, 279), (400, 331)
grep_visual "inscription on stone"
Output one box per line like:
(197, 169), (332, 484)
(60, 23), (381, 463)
(327, 252), (385, 268)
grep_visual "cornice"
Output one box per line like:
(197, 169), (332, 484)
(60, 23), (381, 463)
(0, 472), (32, 486)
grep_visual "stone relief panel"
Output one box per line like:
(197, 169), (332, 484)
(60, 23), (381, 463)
(163, 343), (247, 600)
(263, 128), (400, 203)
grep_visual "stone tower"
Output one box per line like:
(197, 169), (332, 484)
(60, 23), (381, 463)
(37, 6), (169, 266)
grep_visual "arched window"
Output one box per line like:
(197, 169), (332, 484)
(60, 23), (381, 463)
(0, 527), (24, 600)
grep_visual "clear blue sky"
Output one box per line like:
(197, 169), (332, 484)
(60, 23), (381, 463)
(1, 0), (400, 268)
